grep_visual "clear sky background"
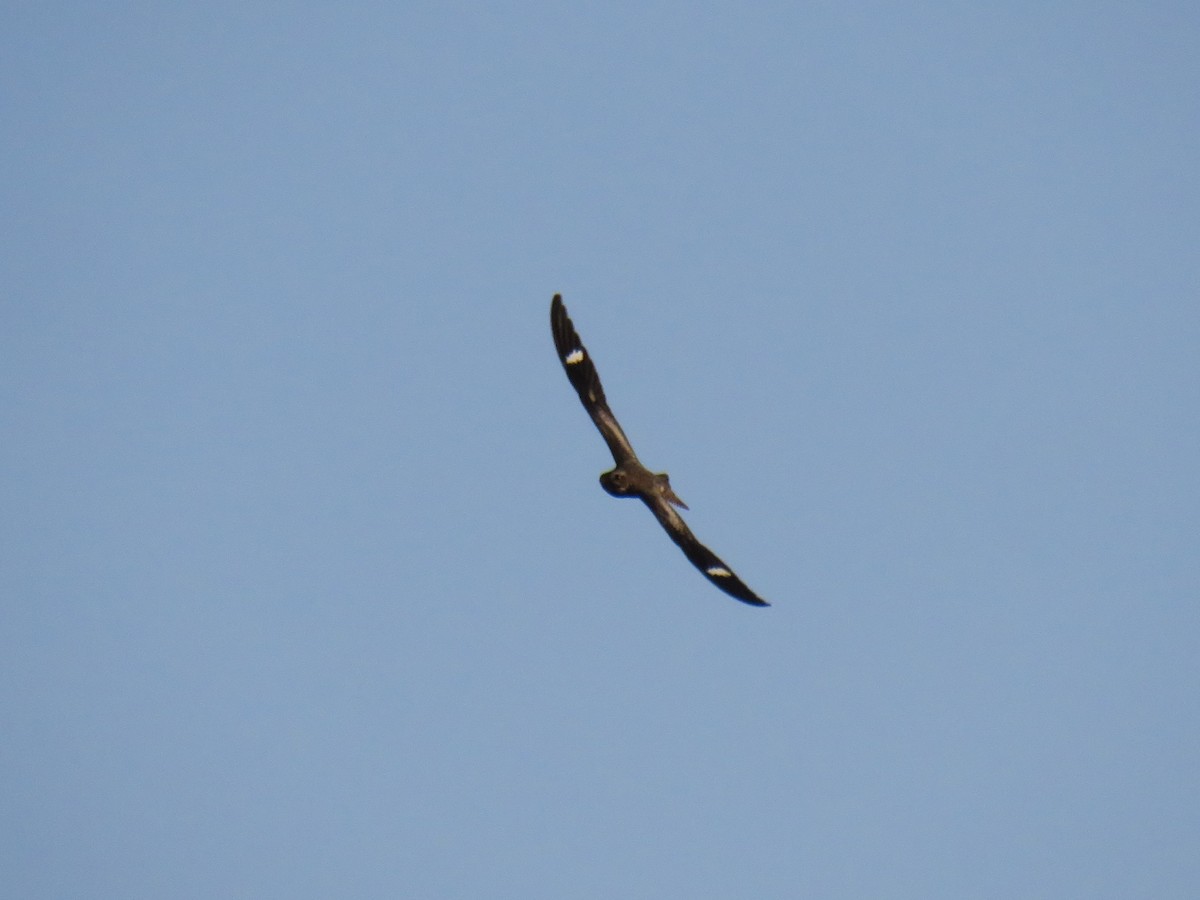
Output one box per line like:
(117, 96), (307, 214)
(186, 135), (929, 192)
(3, 4), (1198, 897)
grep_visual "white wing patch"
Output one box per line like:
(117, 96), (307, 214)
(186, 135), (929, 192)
(564, 349), (585, 365)
(706, 566), (732, 578)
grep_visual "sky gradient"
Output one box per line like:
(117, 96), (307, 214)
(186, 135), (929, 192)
(3, 4), (1198, 897)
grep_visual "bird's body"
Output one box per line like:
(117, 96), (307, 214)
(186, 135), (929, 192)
(550, 294), (769, 607)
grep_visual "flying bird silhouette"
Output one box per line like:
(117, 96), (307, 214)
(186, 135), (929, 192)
(550, 294), (769, 607)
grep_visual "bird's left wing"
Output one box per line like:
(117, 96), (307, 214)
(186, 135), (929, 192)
(550, 294), (638, 465)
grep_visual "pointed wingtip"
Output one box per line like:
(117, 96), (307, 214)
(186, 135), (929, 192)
(736, 591), (770, 607)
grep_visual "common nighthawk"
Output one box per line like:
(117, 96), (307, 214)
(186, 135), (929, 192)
(550, 294), (769, 607)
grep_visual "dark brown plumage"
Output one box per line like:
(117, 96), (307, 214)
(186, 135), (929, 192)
(550, 294), (769, 607)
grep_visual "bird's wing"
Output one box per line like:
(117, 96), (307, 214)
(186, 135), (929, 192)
(643, 495), (769, 607)
(550, 294), (637, 465)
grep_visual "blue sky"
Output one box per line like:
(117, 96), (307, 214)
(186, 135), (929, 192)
(3, 3), (1198, 897)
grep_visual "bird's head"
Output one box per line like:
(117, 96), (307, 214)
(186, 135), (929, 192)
(599, 468), (633, 498)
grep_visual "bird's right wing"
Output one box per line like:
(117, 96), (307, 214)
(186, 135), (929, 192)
(644, 495), (769, 607)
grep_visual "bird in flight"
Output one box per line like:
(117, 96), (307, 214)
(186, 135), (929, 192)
(550, 294), (769, 607)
